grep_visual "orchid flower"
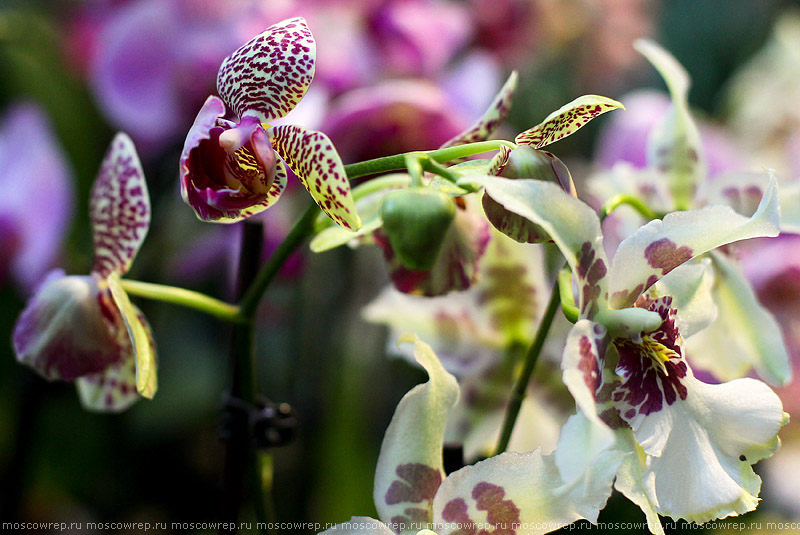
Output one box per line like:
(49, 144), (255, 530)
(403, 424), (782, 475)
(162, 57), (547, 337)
(464, 171), (787, 530)
(588, 39), (798, 386)
(320, 334), (622, 535)
(13, 133), (156, 413)
(180, 17), (361, 230)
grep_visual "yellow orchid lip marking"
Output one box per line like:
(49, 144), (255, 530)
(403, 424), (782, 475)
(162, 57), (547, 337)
(641, 335), (680, 376)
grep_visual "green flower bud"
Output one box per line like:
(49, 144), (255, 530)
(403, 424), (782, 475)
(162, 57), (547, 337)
(484, 146), (575, 243)
(379, 188), (457, 271)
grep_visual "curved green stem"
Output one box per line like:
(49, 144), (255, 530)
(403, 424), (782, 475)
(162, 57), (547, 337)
(494, 279), (561, 456)
(343, 140), (515, 180)
(238, 201), (320, 317)
(600, 193), (659, 222)
(120, 280), (243, 323)
(557, 268), (579, 324)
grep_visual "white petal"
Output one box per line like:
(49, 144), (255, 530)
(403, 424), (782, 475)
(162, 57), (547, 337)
(626, 369), (785, 522)
(374, 335), (459, 532)
(608, 175), (780, 309)
(686, 251), (791, 385)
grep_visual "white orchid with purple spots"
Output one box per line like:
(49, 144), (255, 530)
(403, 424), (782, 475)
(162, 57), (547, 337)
(13, 133), (156, 412)
(464, 170), (787, 531)
(589, 39), (797, 386)
(180, 17), (361, 229)
(321, 334), (622, 535)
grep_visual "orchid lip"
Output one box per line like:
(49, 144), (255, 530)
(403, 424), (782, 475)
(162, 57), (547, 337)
(218, 116), (261, 153)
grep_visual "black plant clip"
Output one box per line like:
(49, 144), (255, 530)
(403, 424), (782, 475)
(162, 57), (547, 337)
(220, 394), (298, 449)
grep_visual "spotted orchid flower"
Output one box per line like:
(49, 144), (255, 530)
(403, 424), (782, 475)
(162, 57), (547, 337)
(588, 39), (798, 386)
(180, 17), (361, 230)
(320, 334), (622, 535)
(464, 172), (787, 530)
(13, 133), (156, 413)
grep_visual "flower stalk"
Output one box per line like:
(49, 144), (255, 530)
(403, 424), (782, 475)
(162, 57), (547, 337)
(494, 278), (562, 456)
(120, 280), (244, 323)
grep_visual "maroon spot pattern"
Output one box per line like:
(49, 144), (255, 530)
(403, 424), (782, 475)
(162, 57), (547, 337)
(385, 463), (442, 533)
(487, 146), (511, 176)
(90, 134), (150, 278)
(270, 124), (358, 229)
(578, 335), (602, 399)
(440, 72), (517, 149)
(217, 17), (315, 122)
(612, 296), (688, 418)
(385, 463), (443, 505)
(576, 241), (607, 317)
(515, 102), (619, 149)
(441, 482), (520, 535)
(644, 238), (693, 275)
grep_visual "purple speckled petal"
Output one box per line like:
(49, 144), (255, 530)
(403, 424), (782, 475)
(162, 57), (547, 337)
(217, 17), (315, 122)
(76, 352), (139, 413)
(515, 95), (624, 149)
(487, 145), (511, 176)
(374, 335), (458, 534)
(608, 176), (780, 309)
(12, 271), (122, 381)
(271, 124), (361, 230)
(90, 133), (150, 277)
(439, 71), (518, 149)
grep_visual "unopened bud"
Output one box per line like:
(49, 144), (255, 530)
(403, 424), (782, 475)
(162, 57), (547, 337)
(379, 188), (457, 271)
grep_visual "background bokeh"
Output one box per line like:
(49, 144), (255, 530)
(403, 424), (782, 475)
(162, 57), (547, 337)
(2, 0), (800, 533)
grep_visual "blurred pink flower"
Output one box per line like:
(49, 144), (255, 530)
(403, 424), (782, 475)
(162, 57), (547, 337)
(0, 103), (73, 292)
(72, 0), (279, 153)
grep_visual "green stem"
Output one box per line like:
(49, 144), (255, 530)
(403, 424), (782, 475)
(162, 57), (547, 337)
(120, 280), (243, 323)
(343, 140), (515, 180)
(493, 279), (561, 456)
(600, 193), (658, 222)
(557, 268), (579, 324)
(238, 202), (320, 317)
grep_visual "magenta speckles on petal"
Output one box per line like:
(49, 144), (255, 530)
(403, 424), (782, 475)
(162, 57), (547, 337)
(613, 296), (688, 419)
(217, 17), (315, 123)
(515, 95), (623, 149)
(270, 124), (360, 230)
(90, 133), (150, 278)
(644, 238), (693, 275)
(385, 463), (443, 506)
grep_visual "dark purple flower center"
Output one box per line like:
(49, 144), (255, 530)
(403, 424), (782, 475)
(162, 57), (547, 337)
(612, 296), (688, 418)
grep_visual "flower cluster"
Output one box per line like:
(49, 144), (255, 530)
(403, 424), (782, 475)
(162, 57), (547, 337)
(6, 10), (797, 533)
